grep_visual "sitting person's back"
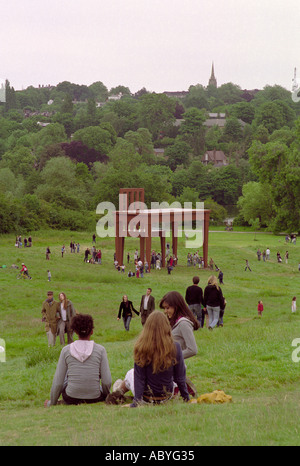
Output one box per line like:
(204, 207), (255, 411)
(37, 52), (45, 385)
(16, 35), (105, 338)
(45, 314), (111, 406)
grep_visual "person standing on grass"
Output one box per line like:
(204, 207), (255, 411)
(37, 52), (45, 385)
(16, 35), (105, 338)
(203, 275), (225, 330)
(47, 270), (51, 282)
(292, 297), (297, 313)
(218, 269), (224, 285)
(41, 291), (61, 347)
(46, 246), (51, 260)
(140, 288), (155, 326)
(117, 295), (139, 331)
(45, 314), (111, 406)
(57, 292), (76, 344)
(185, 276), (204, 327)
(257, 300), (264, 317)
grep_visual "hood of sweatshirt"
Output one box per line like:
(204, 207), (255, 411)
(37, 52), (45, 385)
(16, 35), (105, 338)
(69, 340), (94, 362)
(173, 316), (193, 329)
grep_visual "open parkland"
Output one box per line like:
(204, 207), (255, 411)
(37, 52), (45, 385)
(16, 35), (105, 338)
(0, 227), (300, 447)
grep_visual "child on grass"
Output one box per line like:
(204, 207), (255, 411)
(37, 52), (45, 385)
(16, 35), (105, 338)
(257, 300), (263, 317)
(292, 297), (297, 313)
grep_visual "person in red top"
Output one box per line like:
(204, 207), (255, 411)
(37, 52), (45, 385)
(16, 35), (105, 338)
(20, 263), (32, 279)
(257, 300), (264, 317)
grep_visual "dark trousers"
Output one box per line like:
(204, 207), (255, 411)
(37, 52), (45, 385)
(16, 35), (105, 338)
(62, 387), (105, 405)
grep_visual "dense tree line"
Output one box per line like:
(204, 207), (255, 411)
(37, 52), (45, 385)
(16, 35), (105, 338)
(0, 79), (299, 234)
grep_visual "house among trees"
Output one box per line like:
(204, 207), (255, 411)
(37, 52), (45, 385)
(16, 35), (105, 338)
(204, 112), (227, 128)
(202, 149), (228, 167)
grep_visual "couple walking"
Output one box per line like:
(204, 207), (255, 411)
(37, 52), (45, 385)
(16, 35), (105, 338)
(185, 275), (225, 329)
(41, 291), (76, 346)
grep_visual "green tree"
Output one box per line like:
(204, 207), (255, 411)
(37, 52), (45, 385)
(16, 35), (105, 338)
(179, 107), (206, 155)
(137, 93), (176, 140)
(72, 125), (115, 155)
(237, 181), (275, 226)
(165, 139), (191, 171)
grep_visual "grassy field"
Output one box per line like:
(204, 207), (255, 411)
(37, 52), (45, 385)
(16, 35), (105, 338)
(0, 228), (300, 446)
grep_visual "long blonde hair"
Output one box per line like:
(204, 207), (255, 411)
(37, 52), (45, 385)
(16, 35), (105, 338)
(134, 311), (177, 374)
(207, 275), (219, 290)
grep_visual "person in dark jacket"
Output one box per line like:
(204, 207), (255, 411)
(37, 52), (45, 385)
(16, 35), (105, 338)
(117, 295), (139, 331)
(203, 275), (225, 330)
(185, 276), (204, 327)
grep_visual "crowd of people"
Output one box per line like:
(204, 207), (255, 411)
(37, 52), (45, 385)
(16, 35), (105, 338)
(9, 231), (299, 409)
(43, 274), (228, 408)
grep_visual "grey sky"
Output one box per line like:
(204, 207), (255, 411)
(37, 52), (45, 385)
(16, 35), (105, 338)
(2, 0), (300, 93)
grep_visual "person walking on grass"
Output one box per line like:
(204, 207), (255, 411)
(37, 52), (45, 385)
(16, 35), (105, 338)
(41, 291), (61, 347)
(57, 292), (76, 344)
(45, 314), (111, 406)
(185, 276), (204, 328)
(117, 295), (139, 331)
(203, 275), (225, 330)
(245, 259), (252, 271)
(140, 288), (155, 326)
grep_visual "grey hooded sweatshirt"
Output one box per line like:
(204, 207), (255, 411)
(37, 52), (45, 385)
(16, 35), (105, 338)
(49, 340), (111, 405)
(171, 317), (198, 359)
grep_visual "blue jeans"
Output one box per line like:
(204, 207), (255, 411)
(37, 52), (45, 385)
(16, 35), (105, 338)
(206, 306), (220, 329)
(123, 316), (132, 331)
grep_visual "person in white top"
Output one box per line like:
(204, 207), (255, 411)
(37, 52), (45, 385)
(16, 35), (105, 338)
(57, 292), (76, 345)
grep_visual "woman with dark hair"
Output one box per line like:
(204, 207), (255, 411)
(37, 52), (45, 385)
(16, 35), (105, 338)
(117, 295), (139, 331)
(44, 314), (111, 406)
(159, 291), (198, 397)
(159, 291), (199, 360)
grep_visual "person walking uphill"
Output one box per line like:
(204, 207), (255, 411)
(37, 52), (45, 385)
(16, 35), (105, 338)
(118, 295), (139, 331)
(41, 291), (61, 347)
(185, 276), (204, 327)
(203, 275), (225, 330)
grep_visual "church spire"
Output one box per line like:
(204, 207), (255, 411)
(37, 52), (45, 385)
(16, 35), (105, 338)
(208, 62), (217, 88)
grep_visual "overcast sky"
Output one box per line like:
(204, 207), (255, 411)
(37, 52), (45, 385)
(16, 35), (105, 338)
(1, 0), (300, 93)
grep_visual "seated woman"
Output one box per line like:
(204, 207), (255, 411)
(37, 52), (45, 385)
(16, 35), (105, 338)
(45, 314), (111, 406)
(107, 311), (189, 407)
(159, 291), (199, 397)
